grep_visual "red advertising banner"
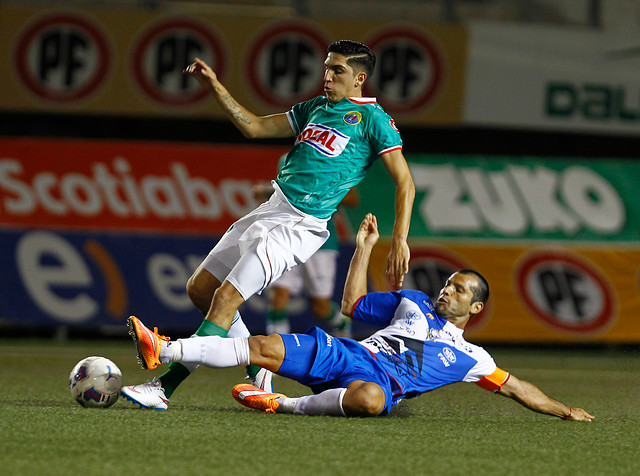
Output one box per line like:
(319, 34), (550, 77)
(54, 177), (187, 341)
(0, 138), (288, 234)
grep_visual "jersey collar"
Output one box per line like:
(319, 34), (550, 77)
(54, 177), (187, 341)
(347, 97), (378, 104)
(443, 320), (465, 336)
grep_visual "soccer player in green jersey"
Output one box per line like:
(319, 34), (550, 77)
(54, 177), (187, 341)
(121, 40), (415, 410)
(254, 155), (360, 337)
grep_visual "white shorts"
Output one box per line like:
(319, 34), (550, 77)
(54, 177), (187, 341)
(269, 249), (338, 298)
(201, 182), (329, 300)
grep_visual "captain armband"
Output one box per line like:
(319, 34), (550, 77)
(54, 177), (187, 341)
(475, 367), (510, 393)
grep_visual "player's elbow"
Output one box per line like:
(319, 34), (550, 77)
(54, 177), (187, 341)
(240, 118), (279, 139)
(342, 290), (364, 317)
(340, 297), (355, 318)
(240, 128), (260, 139)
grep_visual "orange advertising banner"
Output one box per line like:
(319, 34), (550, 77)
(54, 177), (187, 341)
(0, 4), (466, 124)
(0, 137), (287, 234)
(367, 240), (640, 343)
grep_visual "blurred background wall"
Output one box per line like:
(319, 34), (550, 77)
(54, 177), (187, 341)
(1, 0), (639, 343)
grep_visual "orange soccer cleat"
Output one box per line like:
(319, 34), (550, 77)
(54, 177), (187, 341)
(127, 316), (170, 370)
(232, 384), (286, 414)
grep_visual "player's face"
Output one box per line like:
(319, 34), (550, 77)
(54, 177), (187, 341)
(323, 52), (360, 103)
(435, 272), (479, 319)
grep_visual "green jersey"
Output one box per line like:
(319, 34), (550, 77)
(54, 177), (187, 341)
(276, 96), (402, 219)
(277, 154), (338, 251)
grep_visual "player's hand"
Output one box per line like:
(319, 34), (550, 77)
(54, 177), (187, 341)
(565, 407), (595, 422)
(184, 57), (219, 89)
(356, 213), (379, 250)
(386, 238), (410, 288)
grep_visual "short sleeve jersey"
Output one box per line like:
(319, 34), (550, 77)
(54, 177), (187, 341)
(278, 96), (402, 219)
(353, 290), (509, 405)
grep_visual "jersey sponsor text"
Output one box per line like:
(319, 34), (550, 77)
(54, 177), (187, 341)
(294, 123), (349, 157)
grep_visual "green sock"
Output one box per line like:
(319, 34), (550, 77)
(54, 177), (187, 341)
(159, 319), (228, 398)
(246, 363), (261, 379)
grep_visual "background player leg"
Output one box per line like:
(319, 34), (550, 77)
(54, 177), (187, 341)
(266, 286), (292, 335)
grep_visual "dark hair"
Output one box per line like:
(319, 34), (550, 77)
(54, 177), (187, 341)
(327, 40), (376, 78)
(457, 269), (490, 308)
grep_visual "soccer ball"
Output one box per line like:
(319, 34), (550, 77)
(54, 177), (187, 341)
(69, 356), (123, 408)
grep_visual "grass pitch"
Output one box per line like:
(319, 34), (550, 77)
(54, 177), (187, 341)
(1, 339), (639, 476)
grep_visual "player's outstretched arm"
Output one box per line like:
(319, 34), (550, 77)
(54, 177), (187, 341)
(184, 57), (293, 139)
(380, 149), (415, 288)
(498, 374), (595, 421)
(342, 213), (379, 316)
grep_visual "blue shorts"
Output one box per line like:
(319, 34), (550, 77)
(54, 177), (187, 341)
(277, 327), (395, 414)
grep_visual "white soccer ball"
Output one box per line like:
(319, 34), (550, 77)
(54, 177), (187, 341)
(69, 356), (123, 408)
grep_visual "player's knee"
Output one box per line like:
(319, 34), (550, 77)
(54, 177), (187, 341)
(186, 275), (212, 315)
(345, 383), (386, 417)
(357, 388), (386, 416)
(248, 335), (284, 369)
(186, 268), (223, 314)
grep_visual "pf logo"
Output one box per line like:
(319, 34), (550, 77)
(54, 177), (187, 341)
(365, 27), (444, 115)
(14, 12), (111, 103)
(246, 22), (328, 109)
(516, 250), (615, 334)
(131, 17), (226, 106)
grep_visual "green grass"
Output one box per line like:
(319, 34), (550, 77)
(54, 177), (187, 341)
(1, 340), (639, 475)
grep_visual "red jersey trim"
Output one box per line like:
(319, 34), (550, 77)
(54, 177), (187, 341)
(379, 145), (403, 156)
(349, 294), (367, 317)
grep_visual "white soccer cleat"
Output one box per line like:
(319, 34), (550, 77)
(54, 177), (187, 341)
(249, 367), (274, 393)
(120, 377), (169, 410)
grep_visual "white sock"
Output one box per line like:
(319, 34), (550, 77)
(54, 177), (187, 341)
(227, 311), (250, 338)
(169, 311), (246, 372)
(288, 388), (347, 416)
(177, 336), (250, 368)
(177, 333), (200, 373)
(160, 341), (183, 363)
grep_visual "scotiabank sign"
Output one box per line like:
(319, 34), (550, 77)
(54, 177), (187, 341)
(0, 138), (287, 234)
(0, 138), (295, 330)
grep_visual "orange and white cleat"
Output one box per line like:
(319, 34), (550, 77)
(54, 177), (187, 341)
(232, 384), (286, 414)
(127, 316), (170, 370)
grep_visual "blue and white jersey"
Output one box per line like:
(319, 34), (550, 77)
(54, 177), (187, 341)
(353, 290), (508, 405)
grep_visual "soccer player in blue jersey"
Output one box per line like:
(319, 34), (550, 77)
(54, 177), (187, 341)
(128, 214), (594, 421)
(121, 40), (415, 410)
